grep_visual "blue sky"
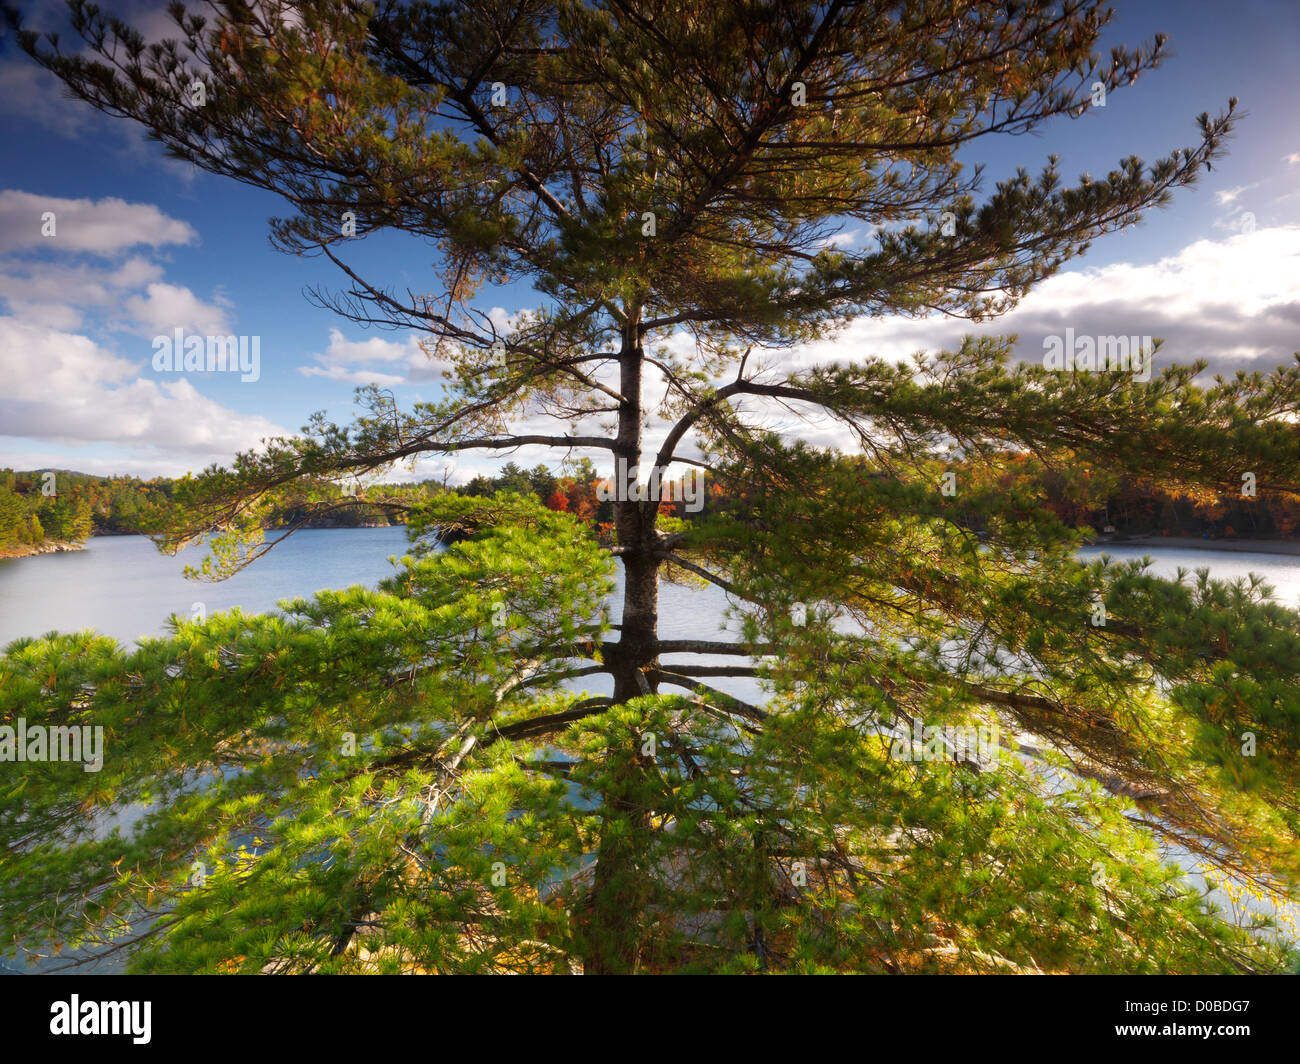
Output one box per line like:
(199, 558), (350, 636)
(1, 0), (1298, 481)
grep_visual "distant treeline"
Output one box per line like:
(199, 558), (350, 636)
(452, 459), (1300, 541)
(0, 469), (174, 554)
(1008, 460), (1300, 540)
(3, 458), (1296, 558)
(442, 458), (723, 535)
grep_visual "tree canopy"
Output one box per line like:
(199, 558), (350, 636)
(4, 0), (1300, 973)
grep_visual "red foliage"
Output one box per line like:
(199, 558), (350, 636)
(565, 477), (599, 522)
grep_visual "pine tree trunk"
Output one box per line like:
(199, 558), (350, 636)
(584, 314), (660, 974)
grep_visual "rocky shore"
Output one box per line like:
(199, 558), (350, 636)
(1083, 535), (1300, 558)
(0, 540), (86, 561)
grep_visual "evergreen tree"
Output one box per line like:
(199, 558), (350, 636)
(0, 481), (23, 549)
(5, 0), (1300, 974)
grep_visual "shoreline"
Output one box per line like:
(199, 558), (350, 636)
(1, 525), (401, 560)
(0, 540), (86, 561)
(1082, 536), (1300, 558)
(6, 531), (1300, 561)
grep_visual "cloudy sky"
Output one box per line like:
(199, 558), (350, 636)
(1, 0), (1298, 482)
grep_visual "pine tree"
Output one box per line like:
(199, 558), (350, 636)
(0, 482), (23, 549)
(4, 0), (1300, 974)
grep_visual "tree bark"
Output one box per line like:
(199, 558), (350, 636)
(608, 309), (660, 701)
(584, 310), (660, 974)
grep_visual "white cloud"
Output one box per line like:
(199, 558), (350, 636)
(0, 190), (197, 255)
(0, 258), (229, 338)
(1283, 152), (1300, 166)
(813, 228), (868, 251)
(1214, 184), (1257, 206)
(1213, 205), (1259, 234)
(0, 187), (274, 476)
(785, 225), (1300, 378)
(0, 317), (286, 473)
(0, 254), (164, 331)
(635, 226), (1300, 463)
(300, 365), (408, 387)
(0, 191), (228, 338)
(124, 282), (232, 337)
(298, 326), (448, 384)
(316, 328), (421, 365)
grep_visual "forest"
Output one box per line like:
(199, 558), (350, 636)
(0, 469), (161, 554)
(3, 459), (1295, 556)
(4, 0), (1300, 981)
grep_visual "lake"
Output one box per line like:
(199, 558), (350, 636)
(2, 529), (1298, 971)
(6, 530), (1300, 649)
(0, 527), (777, 705)
(5, 532), (1299, 709)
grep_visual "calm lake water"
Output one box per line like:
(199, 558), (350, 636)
(0, 528), (769, 704)
(5, 531), (1300, 668)
(2, 530), (1298, 971)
